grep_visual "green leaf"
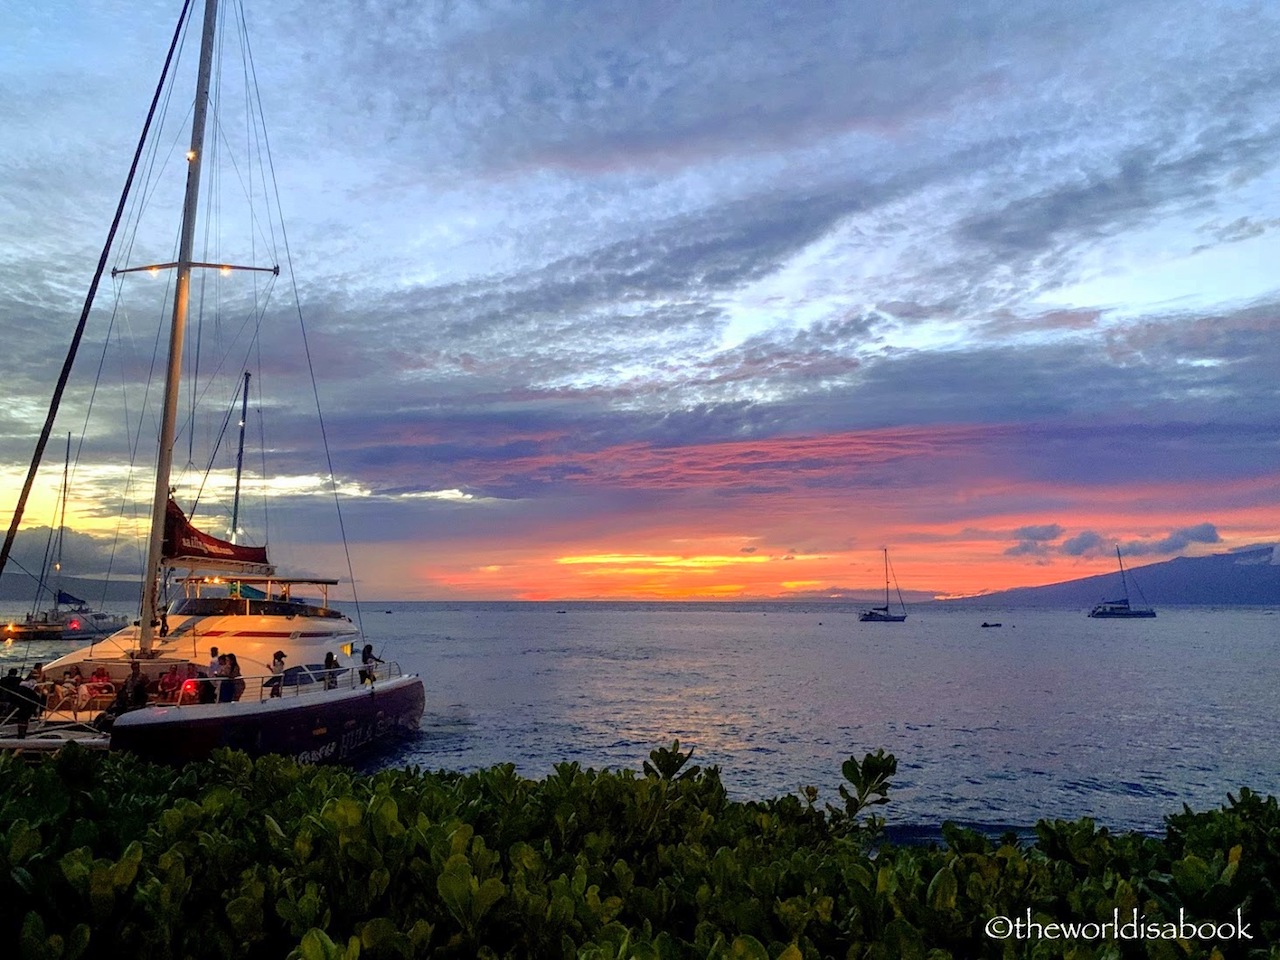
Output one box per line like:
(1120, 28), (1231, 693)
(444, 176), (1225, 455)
(727, 935), (770, 960)
(927, 864), (958, 911)
(360, 917), (407, 953)
(436, 854), (473, 928)
(7, 820), (41, 865)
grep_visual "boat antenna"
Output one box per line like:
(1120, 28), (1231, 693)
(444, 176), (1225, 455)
(0, 0), (195, 581)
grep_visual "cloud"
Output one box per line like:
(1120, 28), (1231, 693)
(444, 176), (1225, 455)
(1004, 523), (1066, 557)
(1061, 531), (1105, 557)
(1124, 523), (1222, 556)
(3, 526), (142, 583)
(1061, 524), (1223, 559)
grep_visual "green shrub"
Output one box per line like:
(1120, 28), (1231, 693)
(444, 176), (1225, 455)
(0, 743), (1274, 958)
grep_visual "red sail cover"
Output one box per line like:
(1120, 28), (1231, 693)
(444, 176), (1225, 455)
(162, 499), (272, 572)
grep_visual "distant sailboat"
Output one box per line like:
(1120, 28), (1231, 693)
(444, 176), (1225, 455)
(860, 548), (908, 622)
(1088, 546), (1156, 618)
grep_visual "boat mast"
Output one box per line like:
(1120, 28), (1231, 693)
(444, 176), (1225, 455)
(1115, 544), (1130, 602)
(52, 434), (71, 612)
(139, 0), (220, 654)
(882, 548), (890, 608)
(230, 371), (250, 543)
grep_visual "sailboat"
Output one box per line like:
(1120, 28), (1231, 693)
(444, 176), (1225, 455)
(3, 0), (424, 761)
(1088, 546), (1156, 618)
(859, 548), (908, 622)
(20, 437), (130, 642)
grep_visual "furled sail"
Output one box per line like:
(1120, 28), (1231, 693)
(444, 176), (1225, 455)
(162, 498), (274, 574)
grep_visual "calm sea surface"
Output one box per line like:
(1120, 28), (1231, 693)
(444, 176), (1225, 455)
(5, 601), (1276, 834)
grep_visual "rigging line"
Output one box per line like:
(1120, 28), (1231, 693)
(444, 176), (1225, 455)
(0, 0), (196, 583)
(70, 292), (138, 607)
(232, 4), (281, 259)
(243, 18), (366, 640)
(189, 374), (248, 517)
(180, 274), (278, 417)
(889, 552), (907, 611)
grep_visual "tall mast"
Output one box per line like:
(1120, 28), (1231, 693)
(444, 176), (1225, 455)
(883, 548), (890, 607)
(1116, 544), (1130, 602)
(230, 371), (250, 543)
(53, 434), (71, 610)
(139, 0), (220, 653)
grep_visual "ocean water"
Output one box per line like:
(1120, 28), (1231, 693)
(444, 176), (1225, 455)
(5, 601), (1277, 834)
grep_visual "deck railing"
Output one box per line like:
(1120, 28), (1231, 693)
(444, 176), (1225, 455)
(170, 660), (407, 707)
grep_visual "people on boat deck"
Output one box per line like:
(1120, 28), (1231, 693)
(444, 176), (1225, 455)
(323, 651), (339, 689)
(88, 665), (113, 696)
(53, 670), (81, 711)
(226, 653), (245, 702)
(267, 650), (286, 697)
(208, 646), (221, 678)
(117, 661), (149, 711)
(27, 662), (47, 690)
(1, 667), (40, 737)
(359, 644), (384, 684)
(90, 661), (149, 731)
(22, 665), (48, 712)
(158, 664), (183, 701)
(216, 654), (233, 703)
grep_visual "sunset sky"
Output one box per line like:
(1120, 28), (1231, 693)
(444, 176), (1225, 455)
(1, 0), (1278, 602)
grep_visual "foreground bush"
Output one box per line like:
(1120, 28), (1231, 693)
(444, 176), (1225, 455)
(0, 743), (1276, 959)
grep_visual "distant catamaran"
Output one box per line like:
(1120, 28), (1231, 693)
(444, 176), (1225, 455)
(860, 548), (908, 622)
(1088, 546), (1156, 618)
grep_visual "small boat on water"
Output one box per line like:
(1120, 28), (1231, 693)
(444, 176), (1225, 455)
(860, 548), (908, 623)
(1, 0), (424, 762)
(980, 621), (1002, 628)
(57, 602), (132, 641)
(1088, 546), (1156, 619)
(3, 614), (66, 642)
(10, 438), (132, 642)
(3, 595), (130, 643)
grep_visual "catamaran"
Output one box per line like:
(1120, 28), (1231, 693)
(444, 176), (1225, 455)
(1, 0), (425, 761)
(1088, 546), (1156, 618)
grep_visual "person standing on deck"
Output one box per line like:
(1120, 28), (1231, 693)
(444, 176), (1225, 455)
(267, 651), (285, 697)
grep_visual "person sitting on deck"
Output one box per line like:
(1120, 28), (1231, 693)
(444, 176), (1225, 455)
(158, 664), (183, 702)
(88, 665), (113, 696)
(50, 670), (80, 711)
(93, 661), (149, 731)
(118, 661), (149, 711)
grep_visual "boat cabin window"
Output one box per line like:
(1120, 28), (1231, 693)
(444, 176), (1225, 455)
(168, 597), (345, 619)
(170, 597), (247, 617)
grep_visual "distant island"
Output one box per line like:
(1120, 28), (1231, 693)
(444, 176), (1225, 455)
(1, 545), (1276, 607)
(0, 574), (142, 604)
(941, 544), (1279, 608)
